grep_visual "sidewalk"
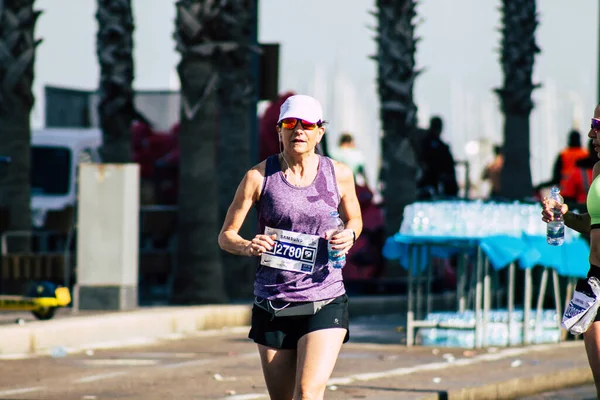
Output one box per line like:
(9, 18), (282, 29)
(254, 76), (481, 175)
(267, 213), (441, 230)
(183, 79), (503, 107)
(0, 293), (594, 399)
(0, 292), (438, 355)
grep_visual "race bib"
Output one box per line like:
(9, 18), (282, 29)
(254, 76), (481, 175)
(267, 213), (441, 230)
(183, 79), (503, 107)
(260, 227), (319, 274)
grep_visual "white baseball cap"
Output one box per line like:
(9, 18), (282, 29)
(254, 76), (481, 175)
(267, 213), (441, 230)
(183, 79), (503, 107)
(277, 95), (323, 124)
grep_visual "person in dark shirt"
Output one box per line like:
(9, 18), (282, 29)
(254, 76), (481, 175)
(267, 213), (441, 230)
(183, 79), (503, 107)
(417, 116), (459, 199)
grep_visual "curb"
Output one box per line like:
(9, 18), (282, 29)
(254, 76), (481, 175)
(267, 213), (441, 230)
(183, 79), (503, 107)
(417, 366), (593, 400)
(0, 305), (252, 355)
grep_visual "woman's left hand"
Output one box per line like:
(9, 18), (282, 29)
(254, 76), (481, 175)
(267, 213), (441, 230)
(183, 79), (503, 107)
(329, 229), (355, 254)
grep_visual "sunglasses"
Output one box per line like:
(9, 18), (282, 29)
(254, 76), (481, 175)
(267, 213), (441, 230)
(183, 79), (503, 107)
(280, 118), (320, 130)
(592, 118), (600, 131)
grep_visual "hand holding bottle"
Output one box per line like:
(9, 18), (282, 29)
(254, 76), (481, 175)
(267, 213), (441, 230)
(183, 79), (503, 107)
(325, 212), (348, 269)
(543, 187), (566, 246)
(541, 197), (568, 223)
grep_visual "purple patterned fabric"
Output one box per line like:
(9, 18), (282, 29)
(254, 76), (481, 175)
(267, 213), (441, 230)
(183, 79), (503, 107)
(254, 154), (346, 301)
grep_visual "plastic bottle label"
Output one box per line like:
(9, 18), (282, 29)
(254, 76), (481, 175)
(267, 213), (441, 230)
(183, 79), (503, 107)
(328, 242), (346, 268)
(547, 222), (564, 241)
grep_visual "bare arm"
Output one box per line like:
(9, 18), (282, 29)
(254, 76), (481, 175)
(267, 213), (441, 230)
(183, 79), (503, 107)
(543, 161), (600, 235)
(542, 203), (590, 234)
(218, 163), (275, 257)
(331, 160), (363, 253)
(564, 211), (591, 235)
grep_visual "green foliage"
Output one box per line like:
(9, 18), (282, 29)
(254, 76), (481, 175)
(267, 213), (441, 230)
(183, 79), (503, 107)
(96, 0), (136, 162)
(0, 0), (42, 114)
(373, 0), (421, 134)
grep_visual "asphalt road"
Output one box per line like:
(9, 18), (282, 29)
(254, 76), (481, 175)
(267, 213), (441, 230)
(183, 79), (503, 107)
(0, 314), (426, 400)
(519, 384), (597, 400)
(0, 313), (592, 400)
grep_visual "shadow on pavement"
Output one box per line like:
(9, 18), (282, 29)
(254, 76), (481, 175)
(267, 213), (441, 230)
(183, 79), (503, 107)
(339, 384), (448, 399)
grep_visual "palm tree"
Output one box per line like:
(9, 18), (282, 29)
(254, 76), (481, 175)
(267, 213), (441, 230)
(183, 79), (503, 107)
(0, 1), (41, 240)
(374, 0), (422, 239)
(170, 0), (228, 304)
(496, 0), (540, 200)
(215, 1), (259, 299)
(96, 0), (136, 163)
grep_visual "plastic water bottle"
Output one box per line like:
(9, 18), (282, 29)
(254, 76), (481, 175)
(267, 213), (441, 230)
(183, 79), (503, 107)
(326, 211), (346, 269)
(546, 187), (565, 246)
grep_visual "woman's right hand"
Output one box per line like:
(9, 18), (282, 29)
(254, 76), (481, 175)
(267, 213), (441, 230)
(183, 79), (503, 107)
(541, 197), (568, 223)
(244, 234), (276, 257)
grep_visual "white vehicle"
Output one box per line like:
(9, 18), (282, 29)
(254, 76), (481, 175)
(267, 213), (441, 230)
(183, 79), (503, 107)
(30, 128), (103, 227)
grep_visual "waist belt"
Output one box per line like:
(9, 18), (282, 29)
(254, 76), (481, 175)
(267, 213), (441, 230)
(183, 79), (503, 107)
(254, 296), (335, 318)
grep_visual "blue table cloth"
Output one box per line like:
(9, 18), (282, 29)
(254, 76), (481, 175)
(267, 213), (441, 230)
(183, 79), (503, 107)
(383, 233), (590, 278)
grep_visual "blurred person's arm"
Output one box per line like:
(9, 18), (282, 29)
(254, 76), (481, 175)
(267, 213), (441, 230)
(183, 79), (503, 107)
(356, 164), (369, 187)
(481, 165), (490, 181)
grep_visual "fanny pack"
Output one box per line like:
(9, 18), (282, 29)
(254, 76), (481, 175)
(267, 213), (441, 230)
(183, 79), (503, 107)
(254, 296), (335, 318)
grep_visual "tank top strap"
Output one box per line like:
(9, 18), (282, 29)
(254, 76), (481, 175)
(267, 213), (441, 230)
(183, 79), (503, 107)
(319, 155), (332, 173)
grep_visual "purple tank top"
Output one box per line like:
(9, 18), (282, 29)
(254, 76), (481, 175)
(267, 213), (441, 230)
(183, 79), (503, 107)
(254, 154), (346, 301)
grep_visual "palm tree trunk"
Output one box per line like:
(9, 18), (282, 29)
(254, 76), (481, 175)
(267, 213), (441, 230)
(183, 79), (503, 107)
(375, 0), (422, 239)
(96, 0), (136, 163)
(496, 0), (540, 200)
(503, 114), (531, 195)
(170, 0), (227, 304)
(216, 1), (259, 300)
(0, 1), (41, 241)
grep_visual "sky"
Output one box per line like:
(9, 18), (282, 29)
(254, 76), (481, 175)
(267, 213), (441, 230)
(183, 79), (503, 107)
(32, 0), (598, 191)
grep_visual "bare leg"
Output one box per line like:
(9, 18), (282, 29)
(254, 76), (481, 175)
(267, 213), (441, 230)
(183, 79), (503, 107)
(294, 328), (347, 400)
(257, 344), (297, 400)
(584, 322), (600, 398)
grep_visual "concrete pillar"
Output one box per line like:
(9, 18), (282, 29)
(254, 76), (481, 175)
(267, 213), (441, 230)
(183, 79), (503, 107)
(75, 164), (140, 310)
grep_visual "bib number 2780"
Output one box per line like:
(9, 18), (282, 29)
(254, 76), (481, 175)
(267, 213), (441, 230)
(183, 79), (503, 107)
(271, 241), (315, 262)
(260, 227), (319, 274)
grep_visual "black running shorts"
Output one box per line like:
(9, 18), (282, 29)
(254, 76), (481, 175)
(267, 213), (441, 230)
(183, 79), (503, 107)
(248, 294), (350, 349)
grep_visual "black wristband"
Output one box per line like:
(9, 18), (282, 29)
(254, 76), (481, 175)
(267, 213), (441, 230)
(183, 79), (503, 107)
(351, 230), (356, 244)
